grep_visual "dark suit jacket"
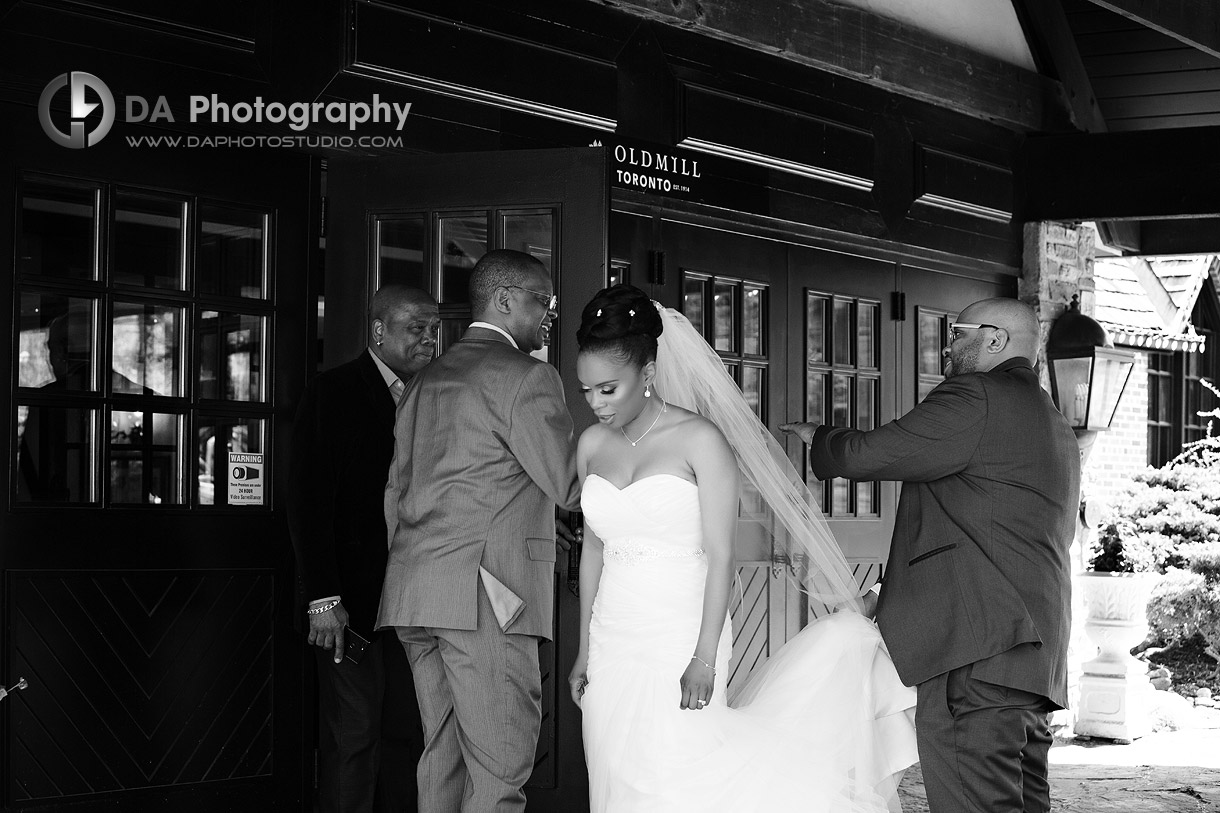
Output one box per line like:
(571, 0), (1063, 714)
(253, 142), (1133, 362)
(377, 328), (581, 640)
(288, 351), (398, 636)
(810, 357), (1080, 708)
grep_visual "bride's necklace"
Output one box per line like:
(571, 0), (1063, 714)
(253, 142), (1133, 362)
(621, 398), (667, 447)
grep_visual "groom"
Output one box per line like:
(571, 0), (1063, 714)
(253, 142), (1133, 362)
(378, 249), (581, 812)
(783, 297), (1080, 813)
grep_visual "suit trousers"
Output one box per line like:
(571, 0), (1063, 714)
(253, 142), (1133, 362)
(395, 584), (542, 813)
(916, 663), (1055, 813)
(315, 630), (424, 813)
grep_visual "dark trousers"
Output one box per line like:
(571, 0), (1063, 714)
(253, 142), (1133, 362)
(315, 630), (425, 813)
(916, 664), (1055, 813)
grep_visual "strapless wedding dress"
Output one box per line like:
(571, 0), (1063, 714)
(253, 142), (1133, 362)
(581, 473), (917, 813)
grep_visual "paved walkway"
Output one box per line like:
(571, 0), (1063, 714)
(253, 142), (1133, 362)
(896, 705), (1220, 811)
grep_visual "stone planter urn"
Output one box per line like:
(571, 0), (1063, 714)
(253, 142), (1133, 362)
(1073, 571), (1158, 742)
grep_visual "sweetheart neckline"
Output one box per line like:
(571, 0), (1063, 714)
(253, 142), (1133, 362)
(585, 472), (697, 491)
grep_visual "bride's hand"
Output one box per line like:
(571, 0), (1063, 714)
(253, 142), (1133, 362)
(568, 662), (589, 707)
(680, 658), (715, 710)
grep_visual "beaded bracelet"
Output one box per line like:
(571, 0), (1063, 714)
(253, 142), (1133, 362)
(306, 599), (340, 615)
(690, 655), (716, 674)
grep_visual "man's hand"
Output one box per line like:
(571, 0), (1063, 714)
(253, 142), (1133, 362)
(779, 422), (820, 446)
(307, 601), (350, 664)
(555, 511), (581, 553)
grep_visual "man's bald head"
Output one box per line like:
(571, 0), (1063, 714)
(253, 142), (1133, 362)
(369, 285), (440, 378)
(370, 284), (436, 325)
(945, 297), (1040, 377)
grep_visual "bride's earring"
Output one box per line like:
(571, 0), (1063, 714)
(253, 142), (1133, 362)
(644, 384), (651, 398)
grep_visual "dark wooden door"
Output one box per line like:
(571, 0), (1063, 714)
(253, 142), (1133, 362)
(325, 147), (607, 813)
(607, 211), (805, 696)
(0, 104), (316, 811)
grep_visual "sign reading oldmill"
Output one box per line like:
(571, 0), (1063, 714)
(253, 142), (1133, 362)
(598, 138), (703, 197)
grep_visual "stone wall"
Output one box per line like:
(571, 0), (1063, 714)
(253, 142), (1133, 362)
(1019, 222), (1096, 391)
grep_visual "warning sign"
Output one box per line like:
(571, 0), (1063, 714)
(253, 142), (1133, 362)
(228, 452), (265, 505)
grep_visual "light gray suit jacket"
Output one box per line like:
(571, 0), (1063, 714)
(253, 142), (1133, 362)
(376, 328), (581, 640)
(811, 358), (1080, 708)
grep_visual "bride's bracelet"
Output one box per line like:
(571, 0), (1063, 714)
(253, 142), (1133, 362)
(690, 655), (716, 674)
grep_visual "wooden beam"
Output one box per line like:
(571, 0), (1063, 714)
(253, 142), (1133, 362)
(1016, 125), (1220, 221)
(1140, 219), (1220, 255)
(1085, 0), (1220, 61)
(596, 0), (1069, 132)
(1011, 0), (1107, 131)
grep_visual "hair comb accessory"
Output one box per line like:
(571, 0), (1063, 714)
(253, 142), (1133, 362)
(629, 309), (636, 316)
(596, 308), (602, 316)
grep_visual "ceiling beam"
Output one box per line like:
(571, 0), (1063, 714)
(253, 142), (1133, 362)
(597, 0), (1071, 132)
(1011, 0), (1107, 132)
(1085, 0), (1220, 61)
(1016, 125), (1220, 222)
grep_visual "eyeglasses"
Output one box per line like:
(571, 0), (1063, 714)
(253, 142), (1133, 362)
(508, 285), (558, 311)
(948, 322), (1000, 342)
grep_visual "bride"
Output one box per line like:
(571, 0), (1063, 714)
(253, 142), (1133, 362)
(568, 284), (917, 812)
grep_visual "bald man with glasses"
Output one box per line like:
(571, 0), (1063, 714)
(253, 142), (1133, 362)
(782, 298), (1081, 813)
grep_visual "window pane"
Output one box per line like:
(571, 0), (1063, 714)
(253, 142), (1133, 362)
(918, 312), (943, 375)
(858, 482), (877, 515)
(831, 479), (851, 515)
(832, 374), (852, 427)
(806, 295), (826, 364)
(1157, 375), (1172, 423)
(15, 406), (95, 503)
(918, 378), (939, 403)
(741, 366), (765, 421)
(20, 181), (97, 280)
(743, 286), (765, 356)
(684, 276), (706, 336)
(501, 211), (554, 273)
(857, 302), (877, 369)
(196, 417), (265, 506)
(806, 372), (825, 424)
(198, 205), (266, 299)
(113, 193), (186, 289)
(18, 292), (97, 391)
(198, 311), (265, 402)
(438, 214), (487, 304)
(609, 259), (629, 288)
(377, 216), (426, 290)
(723, 361), (740, 385)
(833, 299), (853, 365)
(109, 410), (182, 504)
(713, 282), (736, 352)
(857, 378), (877, 430)
(112, 302), (184, 396)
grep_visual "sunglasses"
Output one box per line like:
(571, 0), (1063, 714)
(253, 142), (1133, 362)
(948, 322), (1000, 342)
(508, 285), (558, 311)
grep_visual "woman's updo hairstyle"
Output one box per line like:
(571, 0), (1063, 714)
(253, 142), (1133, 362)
(576, 284), (663, 368)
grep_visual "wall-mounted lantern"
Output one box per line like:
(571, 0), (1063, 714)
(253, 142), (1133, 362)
(1046, 296), (1135, 431)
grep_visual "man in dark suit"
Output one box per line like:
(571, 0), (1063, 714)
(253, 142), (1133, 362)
(782, 297), (1081, 813)
(378, 250), (581, 812)
(288, 285), (438, 813)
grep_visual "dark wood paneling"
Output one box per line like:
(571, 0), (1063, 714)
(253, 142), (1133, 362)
(350, 3), (619, 126)
(9, 571), (273, 803)
(1084, 0), (1220, 60)
(915, 146), (1012, 218)
(683, 85), (875, 185)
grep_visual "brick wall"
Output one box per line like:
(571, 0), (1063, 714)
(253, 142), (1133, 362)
(1085, 348), (1149, 506)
